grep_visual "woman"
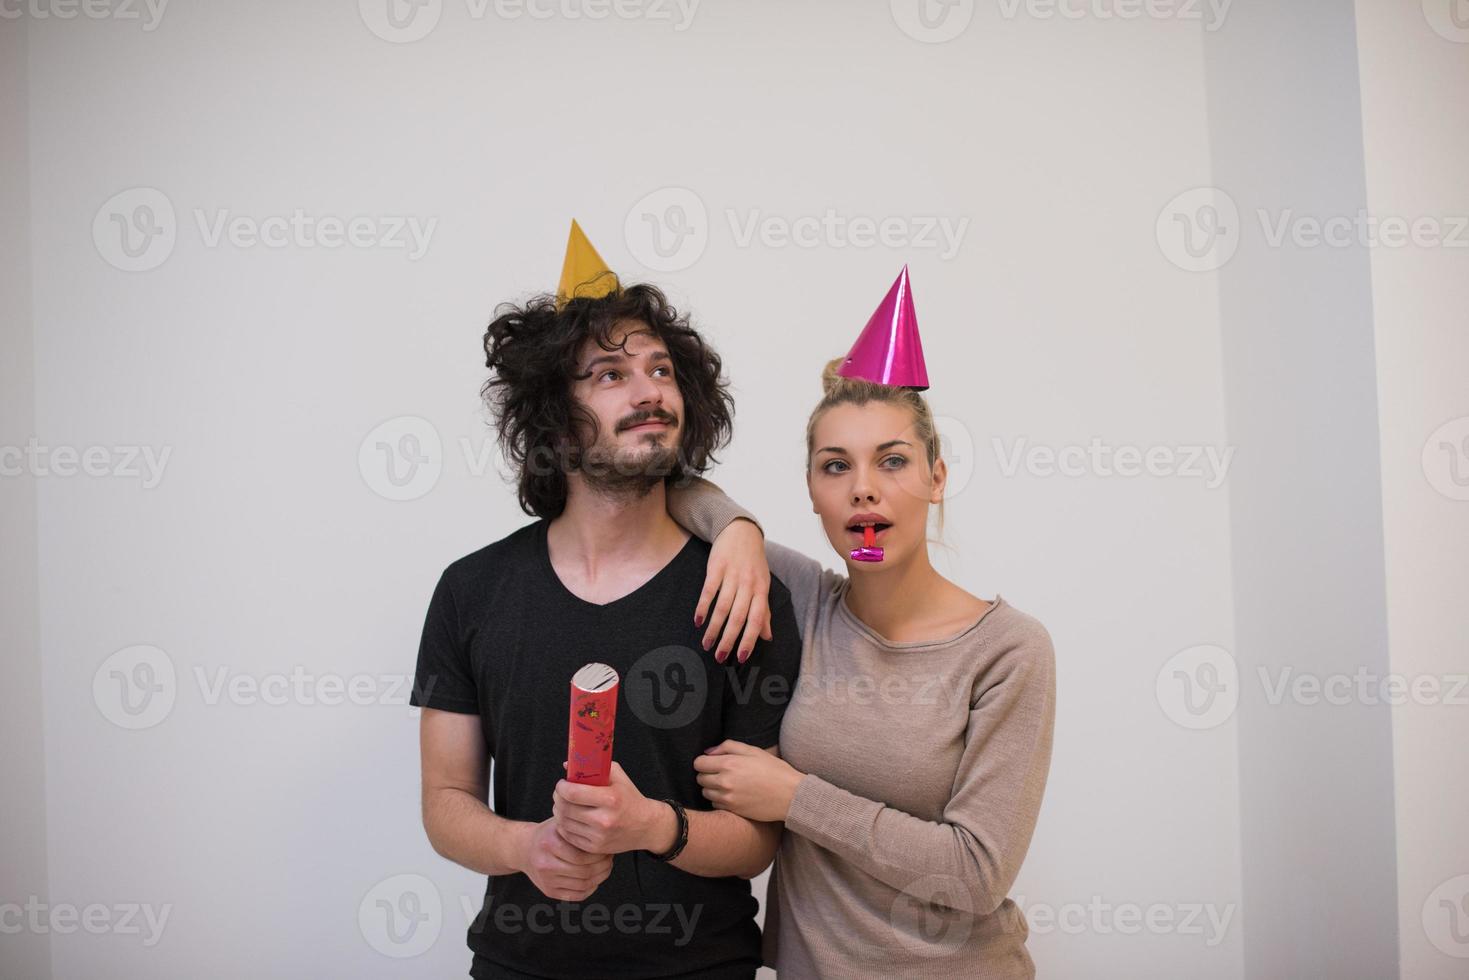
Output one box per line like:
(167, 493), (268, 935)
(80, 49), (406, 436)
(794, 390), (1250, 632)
(666, 357), (1056, 979)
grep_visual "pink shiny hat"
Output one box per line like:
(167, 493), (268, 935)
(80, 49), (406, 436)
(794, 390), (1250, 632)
(837, 265), (929, 391)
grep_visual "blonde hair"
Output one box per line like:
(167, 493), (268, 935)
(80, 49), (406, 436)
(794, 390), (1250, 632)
(805, 357), (946, 536)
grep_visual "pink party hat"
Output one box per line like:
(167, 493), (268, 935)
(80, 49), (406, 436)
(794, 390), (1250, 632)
(837, 265), (929, 390)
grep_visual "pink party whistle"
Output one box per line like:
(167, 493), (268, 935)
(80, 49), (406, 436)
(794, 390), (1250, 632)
(850, 524), (885, 563)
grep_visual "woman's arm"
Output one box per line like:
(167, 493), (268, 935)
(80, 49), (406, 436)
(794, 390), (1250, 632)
(762, 540), (843, 635)
(667, 474), (762, 543)
(782, 621), (1057, 915)
(667, 476), (769, 661)
(668, 475), (846, 641)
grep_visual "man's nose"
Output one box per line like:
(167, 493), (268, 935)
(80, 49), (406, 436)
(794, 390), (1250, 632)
(629, 372), (664, 409)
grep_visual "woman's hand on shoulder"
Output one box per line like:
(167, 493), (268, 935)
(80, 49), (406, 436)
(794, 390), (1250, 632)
(694, 518), (773, 664)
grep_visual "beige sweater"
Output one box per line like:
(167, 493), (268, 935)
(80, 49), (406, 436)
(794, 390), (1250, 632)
(669, 477), (1056, 980)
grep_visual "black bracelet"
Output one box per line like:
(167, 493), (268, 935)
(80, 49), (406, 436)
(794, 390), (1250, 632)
(646, 798), (689, 862)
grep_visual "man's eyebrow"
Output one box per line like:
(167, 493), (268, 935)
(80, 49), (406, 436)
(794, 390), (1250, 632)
(816, 439), (913, 455)
(583, 349), (671, 372)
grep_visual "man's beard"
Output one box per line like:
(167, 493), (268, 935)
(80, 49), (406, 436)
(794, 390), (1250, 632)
(576, 428), (681, 500)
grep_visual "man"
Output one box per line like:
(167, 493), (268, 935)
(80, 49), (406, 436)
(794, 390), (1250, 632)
(410, 265), (802, 979)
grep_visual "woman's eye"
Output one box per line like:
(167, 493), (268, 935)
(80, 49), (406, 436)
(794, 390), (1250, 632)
(823, 460), (848, 474)
(653, 365), (672, 378)
(881, 455), (908, 468)
(599, 370), (620, 382)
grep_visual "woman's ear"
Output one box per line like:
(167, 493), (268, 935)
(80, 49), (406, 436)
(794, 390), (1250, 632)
(806, 468), (819, 514)
(930, 456), (948, 504)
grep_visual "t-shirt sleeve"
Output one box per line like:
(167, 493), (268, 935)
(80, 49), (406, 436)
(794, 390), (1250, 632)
(409, 567), (481, 715)
(717, 582), (803, 749)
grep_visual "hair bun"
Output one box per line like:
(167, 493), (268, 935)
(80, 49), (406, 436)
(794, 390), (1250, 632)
(820, 357), (846, 396)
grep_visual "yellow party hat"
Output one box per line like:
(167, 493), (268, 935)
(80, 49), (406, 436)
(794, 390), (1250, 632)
(556, 220), (619, 306)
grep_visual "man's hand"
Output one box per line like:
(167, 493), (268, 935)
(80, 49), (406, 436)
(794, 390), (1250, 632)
(516, 817), (614, 902)
(694, 517), (773, 664)
(552, 762), (676, 856)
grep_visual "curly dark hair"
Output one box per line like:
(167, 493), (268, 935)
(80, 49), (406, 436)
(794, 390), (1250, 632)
(481, 283), (735, 519)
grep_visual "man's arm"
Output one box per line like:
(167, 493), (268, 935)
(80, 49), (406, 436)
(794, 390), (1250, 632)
(552, 748), (784, 881)
(419, 708), (527, 875)
(650, 747), (784, 880)
(421, 708), (613, 900)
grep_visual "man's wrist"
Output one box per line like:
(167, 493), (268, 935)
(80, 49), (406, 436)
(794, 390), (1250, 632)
(504, 820), (538, 874)
(640, 797), (680, 855)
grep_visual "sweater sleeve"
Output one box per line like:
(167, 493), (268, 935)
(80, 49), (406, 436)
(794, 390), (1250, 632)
(763, 540), (845, 641)
(782, 616), (1057, 915)
(666, 476), (847, 632)
(666, 475), (763, 542)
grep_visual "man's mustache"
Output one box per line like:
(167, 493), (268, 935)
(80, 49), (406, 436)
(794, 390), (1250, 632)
(617, 411), (678, 432)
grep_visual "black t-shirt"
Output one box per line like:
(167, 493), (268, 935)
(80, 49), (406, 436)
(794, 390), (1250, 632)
(410, 519), (803, 980)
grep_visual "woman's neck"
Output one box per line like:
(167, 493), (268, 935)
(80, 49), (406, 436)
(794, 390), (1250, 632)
(842, 550), (949, 643)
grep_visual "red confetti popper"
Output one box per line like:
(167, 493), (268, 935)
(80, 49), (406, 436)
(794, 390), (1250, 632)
(567, 663), (619, 786)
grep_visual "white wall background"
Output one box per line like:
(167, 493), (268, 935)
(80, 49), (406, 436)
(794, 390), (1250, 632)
(1355, 2), (1469, 978)
(3, 2), (1462, 978)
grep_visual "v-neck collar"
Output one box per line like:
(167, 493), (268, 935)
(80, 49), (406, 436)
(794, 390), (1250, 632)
(534, 518), (698, 612)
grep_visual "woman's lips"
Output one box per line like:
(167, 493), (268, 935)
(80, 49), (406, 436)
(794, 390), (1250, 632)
(846, 524), (891, 543)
